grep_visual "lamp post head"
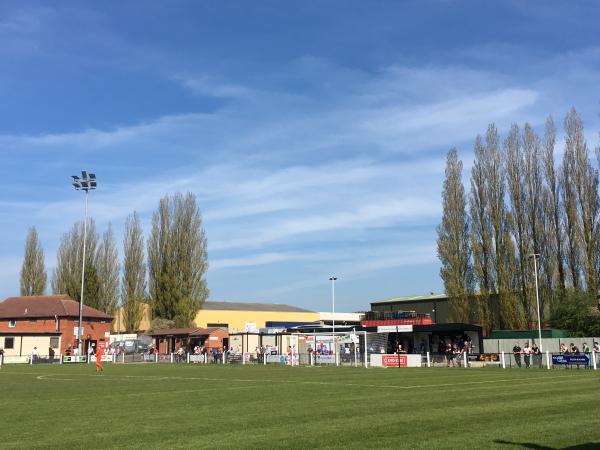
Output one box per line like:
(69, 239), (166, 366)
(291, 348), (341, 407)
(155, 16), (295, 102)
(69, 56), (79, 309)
(71, 171), (97, 192)
(329, 276), (337, 281)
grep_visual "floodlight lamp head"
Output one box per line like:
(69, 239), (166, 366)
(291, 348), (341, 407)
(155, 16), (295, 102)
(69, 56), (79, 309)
(329, 276), (337, 281)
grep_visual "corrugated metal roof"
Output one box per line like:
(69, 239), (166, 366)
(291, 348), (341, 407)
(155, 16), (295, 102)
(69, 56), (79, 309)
(202, 301), (314, 313)
(0, 295), (113, 320)
(370, 293), (448, 305)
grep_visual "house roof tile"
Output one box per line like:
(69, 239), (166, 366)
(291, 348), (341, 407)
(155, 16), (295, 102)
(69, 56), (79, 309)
(0, 295), (113, 320)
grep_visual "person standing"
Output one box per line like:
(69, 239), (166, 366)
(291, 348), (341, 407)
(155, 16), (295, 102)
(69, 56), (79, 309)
(0, 346), (4, 369)
(96, 344), (104, 373)
(31, 346), (38, 364)
(582, 343), (591, 369)
(48, 346), (55, 363)
(522, 343), (531, 368)
(531, 343), (541, 368)
(512, 342), (522, 368)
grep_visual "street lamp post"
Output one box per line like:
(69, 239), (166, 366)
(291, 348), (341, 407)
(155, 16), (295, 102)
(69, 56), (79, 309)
(71, 171), (97, 357)
(329, 276), (337, 362)
(529, 254), (543, 352)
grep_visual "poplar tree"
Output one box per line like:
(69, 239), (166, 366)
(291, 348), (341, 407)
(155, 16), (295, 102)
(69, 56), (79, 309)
(122, 212), (146, 333)
(542, 116), (566, 295)
(505, 123), (531, 324)
(565, 108), (600, 294)
(523, 123), (547, 323)
(437, 148), (473, 322)
(469, 135), (494, 331)
(485, 124), (521, 329)
(96, 224), (120, 314)
(51, 220), (99, 307)
(148, 192), (209, 327)
(20, 227), (47, 296)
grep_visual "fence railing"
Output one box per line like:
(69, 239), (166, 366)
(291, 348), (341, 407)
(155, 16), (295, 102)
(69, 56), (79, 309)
(1, 349), (598, 370)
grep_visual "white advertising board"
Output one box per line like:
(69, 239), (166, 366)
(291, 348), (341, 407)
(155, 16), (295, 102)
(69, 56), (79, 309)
(370, 354), (422, 367)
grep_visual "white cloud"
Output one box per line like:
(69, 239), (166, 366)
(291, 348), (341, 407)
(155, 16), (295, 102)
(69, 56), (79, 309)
(177, 75), (255, 98)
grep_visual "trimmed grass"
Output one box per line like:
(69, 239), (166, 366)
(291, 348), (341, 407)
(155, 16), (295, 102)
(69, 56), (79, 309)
(0, 363), (599, 449)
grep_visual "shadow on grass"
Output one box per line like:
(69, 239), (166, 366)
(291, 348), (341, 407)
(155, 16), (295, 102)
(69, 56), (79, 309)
(494, 440), (600, 449)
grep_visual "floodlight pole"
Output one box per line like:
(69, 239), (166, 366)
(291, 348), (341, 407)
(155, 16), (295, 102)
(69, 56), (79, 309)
(72, 171), (96, 358)
(78, 191), (88, 357)
(329, 276), (337, 363)
(530, 254), (543, 352)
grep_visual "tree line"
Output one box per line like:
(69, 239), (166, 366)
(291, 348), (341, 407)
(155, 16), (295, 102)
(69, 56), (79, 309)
(19, 192), (209, 332)
(437, 107), (600, 335)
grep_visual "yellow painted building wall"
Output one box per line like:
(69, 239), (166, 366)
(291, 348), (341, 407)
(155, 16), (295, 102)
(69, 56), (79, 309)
(194, 310), (319, 333)
(114, 304), (319, 334)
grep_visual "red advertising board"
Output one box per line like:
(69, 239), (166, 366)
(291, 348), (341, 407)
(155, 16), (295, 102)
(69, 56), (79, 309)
(382, 355), (407, 367)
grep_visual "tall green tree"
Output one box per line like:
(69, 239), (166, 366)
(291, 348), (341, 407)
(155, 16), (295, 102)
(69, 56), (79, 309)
(20, 227), (47, 296)
(148, 192), (209, 327)
(122, 212), (146, 333)
(437, 148), (473, 323)
(96, 224), (120, 314)
(51, 220), (99, 306)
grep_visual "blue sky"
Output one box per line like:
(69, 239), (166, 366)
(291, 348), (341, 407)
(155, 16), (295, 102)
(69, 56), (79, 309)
(1, 1), (599, 312)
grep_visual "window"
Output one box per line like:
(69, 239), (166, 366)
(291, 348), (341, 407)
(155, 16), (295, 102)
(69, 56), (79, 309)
(207, 323), (228, 330)
(4, 337), (14, 349)
(8, 320), (16, 328)
(50, 337), (59, 349)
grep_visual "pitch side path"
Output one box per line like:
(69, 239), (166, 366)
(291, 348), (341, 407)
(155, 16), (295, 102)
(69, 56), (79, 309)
(0, 364), (598, 449)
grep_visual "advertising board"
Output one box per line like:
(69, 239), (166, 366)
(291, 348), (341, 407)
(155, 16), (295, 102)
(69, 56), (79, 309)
(551, 354), (589, 366)
(370, 354), (422, 367)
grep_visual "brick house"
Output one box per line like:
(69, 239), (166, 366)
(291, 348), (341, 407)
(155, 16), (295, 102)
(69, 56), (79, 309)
(0, 295), (113, 357)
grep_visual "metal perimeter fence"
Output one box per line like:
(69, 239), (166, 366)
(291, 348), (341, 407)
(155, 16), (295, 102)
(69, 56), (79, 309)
(1, 331), (598, 370)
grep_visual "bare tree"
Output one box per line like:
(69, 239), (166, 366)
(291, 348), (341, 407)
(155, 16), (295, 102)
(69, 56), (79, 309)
(485, 124), (521, 329)
(561, 137), (581, 290)
(122, 212), (146, 333)
(522, 123), (547, 323)
(542, 116), (566, 295)
(20, 227), (47, 296)
(565, 108), (600, 294)
(437, 148), (473, 322)
(469, 135), (494, 331)
(505, 123), (531, 325)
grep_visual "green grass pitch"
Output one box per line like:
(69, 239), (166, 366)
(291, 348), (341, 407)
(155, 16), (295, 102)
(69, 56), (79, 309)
(0, 363), (599, 449)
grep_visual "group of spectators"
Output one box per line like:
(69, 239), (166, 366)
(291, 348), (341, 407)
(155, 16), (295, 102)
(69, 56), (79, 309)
(511, 342), (542, 368)
(170, 345), (233, 363)
(512, 341), (600, 368)
(443, 338), (472, 367)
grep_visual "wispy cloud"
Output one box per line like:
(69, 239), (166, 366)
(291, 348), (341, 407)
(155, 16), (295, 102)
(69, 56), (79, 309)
(176, 75), (255, 98)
